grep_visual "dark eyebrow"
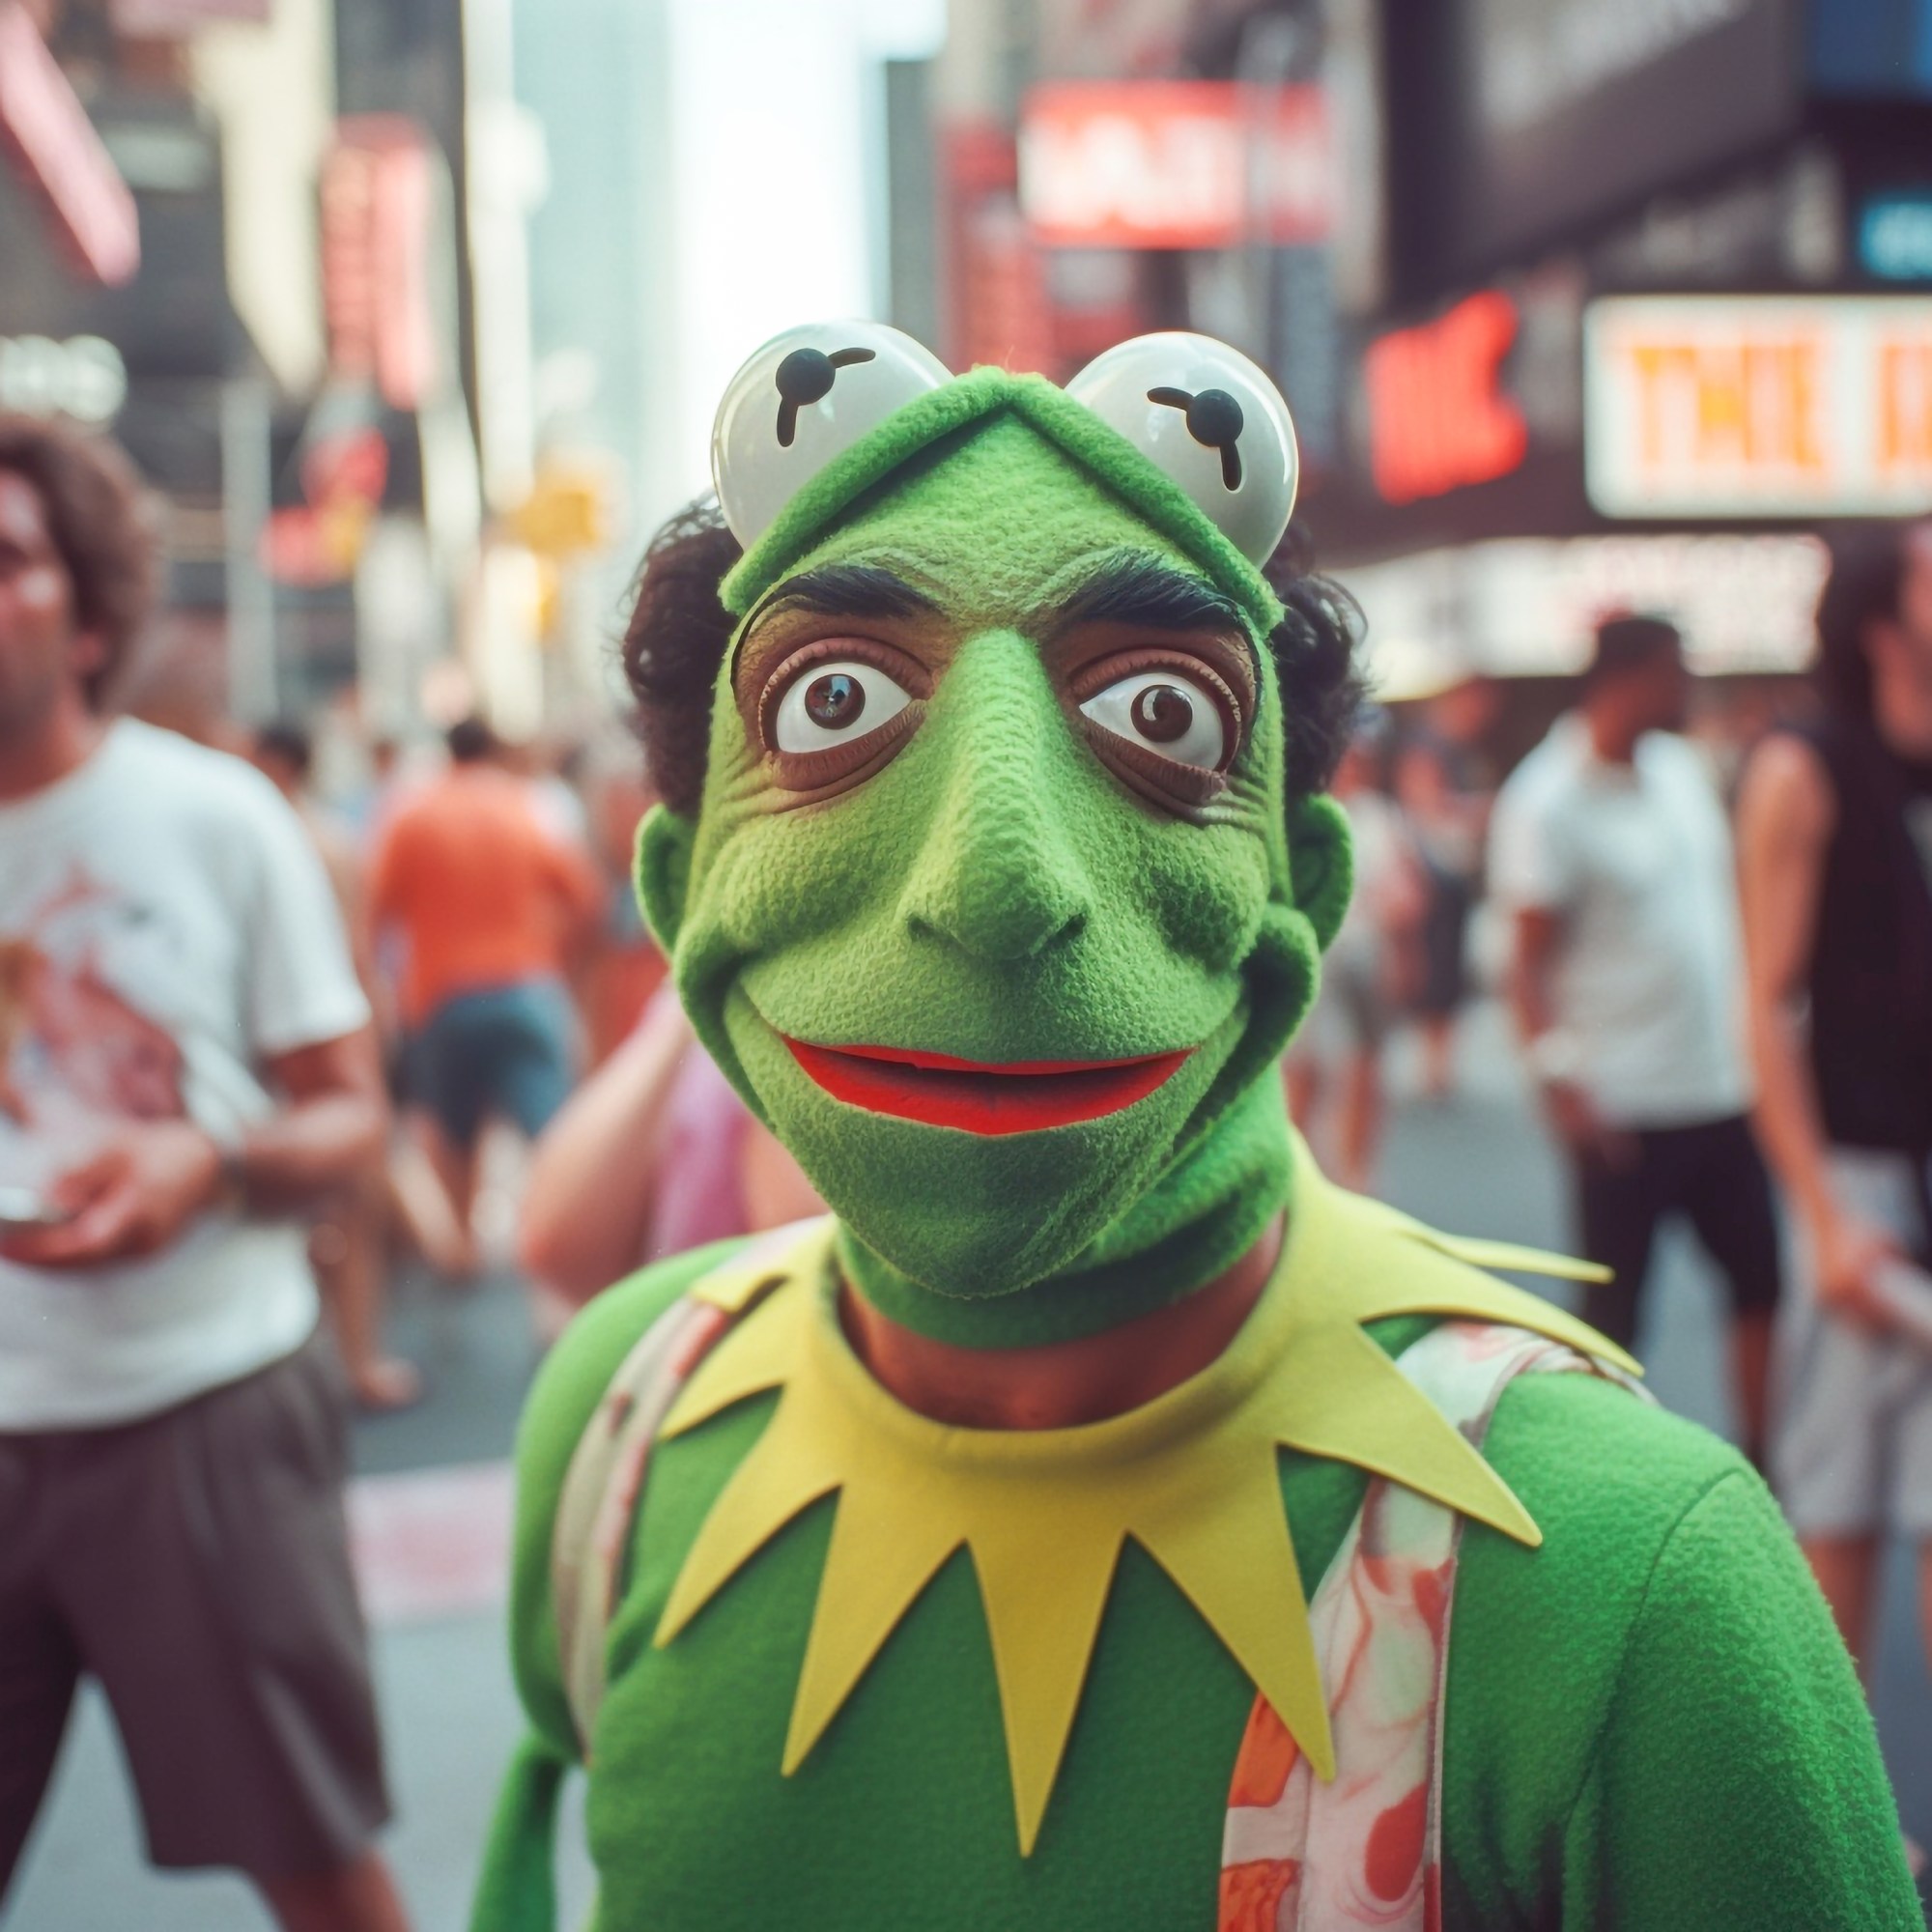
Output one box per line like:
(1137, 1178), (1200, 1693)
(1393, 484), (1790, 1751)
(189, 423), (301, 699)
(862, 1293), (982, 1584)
(1053, 554), (1242, 635)
(754, 564), (941, 625)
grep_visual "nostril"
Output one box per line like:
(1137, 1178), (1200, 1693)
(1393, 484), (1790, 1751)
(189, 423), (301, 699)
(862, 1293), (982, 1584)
(903, 901), (1088, 962)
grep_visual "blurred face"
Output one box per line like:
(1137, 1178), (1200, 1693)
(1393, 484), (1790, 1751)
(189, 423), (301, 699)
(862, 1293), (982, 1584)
(252, 745), (301, 800)
(0, 469), (95, 737)
(1626, 643), (1690, 737)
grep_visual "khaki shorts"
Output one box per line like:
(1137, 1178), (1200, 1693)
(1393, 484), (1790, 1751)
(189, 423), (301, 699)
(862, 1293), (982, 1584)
(0, 1334), (390, 1890)
(1773, 1148), (1932, 1541)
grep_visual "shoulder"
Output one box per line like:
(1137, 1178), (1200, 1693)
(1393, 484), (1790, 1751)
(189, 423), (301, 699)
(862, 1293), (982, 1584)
(1738, 729), (1835, 849)
(516, 1238), (759, 1481)
(1463, 1366), (1804, 1708)
(1445, 1360), (1912, 1923)
(1644, 734), (1731, 826)
(1447, 1368), (1781, 1777)
(1645, 728), (1719, 788)
(109, 723), (313, 872)
(112, 720), (286, 817)
(1493, 730), (1571, 815)
(1487, 1367), (1755, 1550)
(375, 777), (441, 838)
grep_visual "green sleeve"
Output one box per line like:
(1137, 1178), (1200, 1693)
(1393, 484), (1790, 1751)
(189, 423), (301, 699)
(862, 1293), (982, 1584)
(471, 1239), (751, 1932)
(1561, 1468), (1918, 1929)
(504, 1238), (753, 1754)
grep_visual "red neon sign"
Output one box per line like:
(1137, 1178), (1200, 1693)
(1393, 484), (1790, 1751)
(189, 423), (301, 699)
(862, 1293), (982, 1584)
(1019, 81), (1332, 251)
(1364, 292), (1528, 505)
(322, 117), (440, 412)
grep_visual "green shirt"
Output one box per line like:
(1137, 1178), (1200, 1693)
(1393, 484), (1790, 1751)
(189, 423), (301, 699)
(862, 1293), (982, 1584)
(476, 1239), (1919, 1931)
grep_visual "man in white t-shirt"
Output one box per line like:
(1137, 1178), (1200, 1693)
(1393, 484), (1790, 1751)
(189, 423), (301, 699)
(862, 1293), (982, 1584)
(1490, 614), (1781, 1464)
(0, 417), (409, 1929)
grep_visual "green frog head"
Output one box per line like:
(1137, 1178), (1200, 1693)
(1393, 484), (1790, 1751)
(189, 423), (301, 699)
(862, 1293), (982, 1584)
(633, 325), (1358, 1345)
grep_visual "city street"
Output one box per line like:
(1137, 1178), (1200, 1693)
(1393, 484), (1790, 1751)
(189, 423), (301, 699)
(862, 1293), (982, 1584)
(8, 2), (1932, 1926)
(10, 1007), (1932, 1930)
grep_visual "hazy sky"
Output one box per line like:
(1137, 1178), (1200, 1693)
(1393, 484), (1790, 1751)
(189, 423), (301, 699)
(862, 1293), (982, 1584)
(663, 0), (947, 508)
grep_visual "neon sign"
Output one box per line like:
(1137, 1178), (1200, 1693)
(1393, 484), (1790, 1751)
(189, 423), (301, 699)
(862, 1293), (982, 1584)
(1586, 296), (1932, 516)
(1363, 292), (1529, 505)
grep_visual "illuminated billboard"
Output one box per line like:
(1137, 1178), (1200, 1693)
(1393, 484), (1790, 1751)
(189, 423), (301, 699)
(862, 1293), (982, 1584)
(1363, 291), (1529, 504)
(1018, 82), (1332, 252)
(1586, 296), (1932, 517)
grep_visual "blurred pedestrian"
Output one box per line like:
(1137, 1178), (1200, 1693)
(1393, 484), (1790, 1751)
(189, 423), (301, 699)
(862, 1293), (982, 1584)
(1492, 614), (1778, 1464)
(517, 519), (822, 1315)
(1285, 708), (1425, 1192)
(255, 722), (420, 1411)
(342, 732), (410, 844)
(1738, 521), (1932, 1668)
(369, 716), (602, 1275)
(1393, 677), (1494, 1100)
(0, 416), (407, 1928)
(576, 738), (669, 1065)
(518, 985), (821, 1316)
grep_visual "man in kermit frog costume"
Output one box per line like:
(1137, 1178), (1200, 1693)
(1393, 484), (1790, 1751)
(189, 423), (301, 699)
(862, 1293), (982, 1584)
(473, 325), (1920, 1930)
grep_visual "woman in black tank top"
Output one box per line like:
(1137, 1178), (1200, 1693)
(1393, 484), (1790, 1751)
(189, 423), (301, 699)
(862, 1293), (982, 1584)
(1793, 714), (1932, 1159)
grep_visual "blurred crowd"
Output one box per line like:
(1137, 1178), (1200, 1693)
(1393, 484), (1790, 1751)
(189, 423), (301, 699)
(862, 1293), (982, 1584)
(242, 699), (824, 1408)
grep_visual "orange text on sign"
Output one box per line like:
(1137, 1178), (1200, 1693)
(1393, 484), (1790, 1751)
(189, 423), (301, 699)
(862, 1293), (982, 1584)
(1626, 339), (1827, 478)
(1877, 339), (1932, 475)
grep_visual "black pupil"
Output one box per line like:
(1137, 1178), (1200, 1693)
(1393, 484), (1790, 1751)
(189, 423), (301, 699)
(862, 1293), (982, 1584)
(804, 671), (866, 730)
(1130, 683), (1193, 744)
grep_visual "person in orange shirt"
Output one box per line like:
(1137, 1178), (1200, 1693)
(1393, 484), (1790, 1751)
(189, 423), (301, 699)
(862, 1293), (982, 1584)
(369, 717), (602, 1272)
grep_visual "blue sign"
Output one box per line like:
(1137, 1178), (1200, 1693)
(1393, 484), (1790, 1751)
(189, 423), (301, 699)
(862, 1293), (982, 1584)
(1861, 194), (1932, 280)
(1811, 0), (1932, 95)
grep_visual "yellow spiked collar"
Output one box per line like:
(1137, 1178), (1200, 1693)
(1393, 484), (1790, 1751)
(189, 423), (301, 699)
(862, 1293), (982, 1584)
(651, 1152), (1629, 1855)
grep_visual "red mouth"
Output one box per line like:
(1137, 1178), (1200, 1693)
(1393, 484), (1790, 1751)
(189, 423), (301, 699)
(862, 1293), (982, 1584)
(783, 1038), (1194, 1136)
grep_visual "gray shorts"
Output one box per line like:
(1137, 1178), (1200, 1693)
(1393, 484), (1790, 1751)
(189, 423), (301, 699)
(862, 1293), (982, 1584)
(1772, 1147), (1932, 1540)
(0, 1334), (390, 1890)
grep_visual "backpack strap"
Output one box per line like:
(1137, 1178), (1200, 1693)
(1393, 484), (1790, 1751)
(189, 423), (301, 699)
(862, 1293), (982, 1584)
(1218, 1320), (1646, 1932)
(551, 1218), (835, 1760)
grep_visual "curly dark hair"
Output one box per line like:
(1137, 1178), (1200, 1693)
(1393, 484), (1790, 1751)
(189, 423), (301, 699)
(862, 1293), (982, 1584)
(620, 497), (1363, 815)
(0, 413), (158, 709)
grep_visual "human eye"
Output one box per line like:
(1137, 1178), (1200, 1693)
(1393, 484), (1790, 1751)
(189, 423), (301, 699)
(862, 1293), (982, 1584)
(1077, 668), (1229, 771)
(753, 636), (928, 797)
(770, 658), (914, 753)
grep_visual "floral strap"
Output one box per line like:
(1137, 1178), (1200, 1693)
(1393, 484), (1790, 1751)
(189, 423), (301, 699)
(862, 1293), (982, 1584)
(551, 1220), (833, 1759)
(1218, 1321), (1645, 1932)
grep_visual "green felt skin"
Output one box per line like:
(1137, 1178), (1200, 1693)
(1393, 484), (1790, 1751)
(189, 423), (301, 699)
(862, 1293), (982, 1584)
(472, 1252), (1921, 1932)
(638, 411), (1347, 1343)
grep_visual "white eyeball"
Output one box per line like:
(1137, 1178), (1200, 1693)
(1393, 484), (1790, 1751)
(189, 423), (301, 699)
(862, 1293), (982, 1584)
(711, 322), (952, 551)
(1065, 333), (1297, 566)
(772, 660), (913, 754)
(1079, 669), (1228, 771)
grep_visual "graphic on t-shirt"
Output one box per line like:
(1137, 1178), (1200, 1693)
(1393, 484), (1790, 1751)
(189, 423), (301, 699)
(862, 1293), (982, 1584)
(0, 867), (186, 1133)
